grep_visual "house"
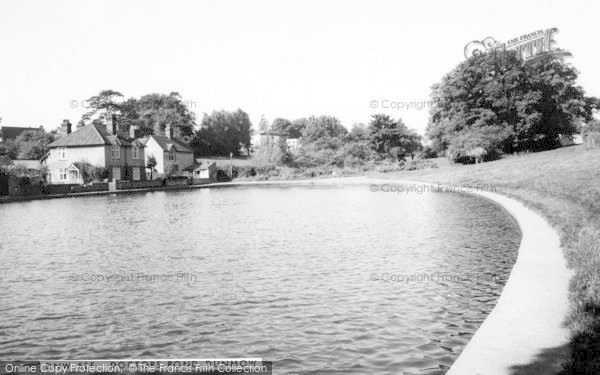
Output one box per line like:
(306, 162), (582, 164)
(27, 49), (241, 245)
(139, 125), (194, 177)
(259, 131), (288, 147)
(44, 119), (146, 184)
(182, 159), (217, 180)
(0, 126), (44, 142)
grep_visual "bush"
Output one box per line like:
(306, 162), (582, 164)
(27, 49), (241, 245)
(92, 166), (108, 181)
(584, 132), (600, 149)
(400, 159), (438, 171)
(422, 145), (438, 159)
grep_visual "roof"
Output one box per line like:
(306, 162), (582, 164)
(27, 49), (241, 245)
(139, 135), (193, 153)
(182, 160), (216, 171)
(0, 126), (43, 141)
(260, 131), (288, 136)
(47, 124), (136, 148)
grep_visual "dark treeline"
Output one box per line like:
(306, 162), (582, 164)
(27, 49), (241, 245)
(427, 51), (599, 163)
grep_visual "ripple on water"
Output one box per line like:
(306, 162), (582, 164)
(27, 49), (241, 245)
(0, 186), (520, 373)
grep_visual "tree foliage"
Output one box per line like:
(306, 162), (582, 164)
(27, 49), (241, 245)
(427, 52), (599, 162)
(82, 90), (124, 124)
(193, 109), (253, 156)
(272, 117), (304, 138)
(301, 115), (347, 143)
(368, 114), (422, 160)
(81, 90), (196, 138)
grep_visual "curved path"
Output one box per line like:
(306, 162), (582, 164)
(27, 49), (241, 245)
(208, 176), (572, 374)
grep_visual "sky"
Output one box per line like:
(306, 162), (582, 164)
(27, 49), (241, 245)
(0, 0), (599, 136)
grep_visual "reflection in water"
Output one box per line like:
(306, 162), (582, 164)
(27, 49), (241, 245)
(0, 186), (520, 374)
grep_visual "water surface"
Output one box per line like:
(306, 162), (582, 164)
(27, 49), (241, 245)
(0, 185), (520, 374)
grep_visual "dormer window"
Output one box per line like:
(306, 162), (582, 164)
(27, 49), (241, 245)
(111, 146), (120, 159)
(132, 146), (140, 159)
(57, 147), (66, 160)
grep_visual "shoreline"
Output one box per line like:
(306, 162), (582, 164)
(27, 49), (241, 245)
(0, 176), (572, 373)
(221, 176), (573, 373)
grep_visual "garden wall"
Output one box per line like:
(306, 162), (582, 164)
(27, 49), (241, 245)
(116, 180), (164, 190)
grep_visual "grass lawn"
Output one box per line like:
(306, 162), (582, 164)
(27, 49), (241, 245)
(380, 144), (600, 373)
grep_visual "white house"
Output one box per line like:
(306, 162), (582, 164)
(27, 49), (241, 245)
(44, 119), (147, 184)
(139, 125), (194, 178)
(182, 159), (217, 180)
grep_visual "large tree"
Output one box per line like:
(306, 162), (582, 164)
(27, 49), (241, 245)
(81, 91), (196, 138)
(368, 114), (422, 159)
(427, 51), (598, 161)
(133, 92), (196, 137)
(81, 90), (124, 124)
(301, 115), (347, 143)
(14, 128), (55, 160)
(272, 117), (304, 138)
(193, 109), (253, 156)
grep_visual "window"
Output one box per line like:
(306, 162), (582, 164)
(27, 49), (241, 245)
(59, 168), (67, 181)
(132, 167), (140, 181)
(111, 146), (120, 159)
(168, 152), (175, 161)
(132, 146), (139, 159)
(57, 147), (66, 160)
(112, 167), (121, 181)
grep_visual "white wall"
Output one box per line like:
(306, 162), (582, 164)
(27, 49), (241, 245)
(46, 146), (106, 184)
(144, 137), (166, 174)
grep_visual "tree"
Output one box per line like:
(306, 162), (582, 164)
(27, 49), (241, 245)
(348, 123), (370, 142)
(0, 140), (17, 159)
(272, 117), (304, 138)
(14, 128), (55, 160)
(290, 118), (308, 138)
(146, 155), (157, 180)
(133, 92), (196, 137)
(82, 90), (124, 125)
(301, 115), (347, 143)
(427, 51), (599, 162)
(254, 136), (291, 166)
(192, 109), (253, 156)
(258, 115), (270, 133)
(368, 114), (421, 160)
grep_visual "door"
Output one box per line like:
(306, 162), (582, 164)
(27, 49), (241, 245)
(112, 167), (121, 181)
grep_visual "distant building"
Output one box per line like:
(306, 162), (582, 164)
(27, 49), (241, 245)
(182, 158), (217, 180)
(286, 138), (300, 150)
(44, 119), (146, 184)
(138, 125), (194, 178)
(259, 131), (288, 147)
(0, 126), (43, 142)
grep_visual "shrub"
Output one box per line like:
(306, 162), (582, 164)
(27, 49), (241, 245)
(584, 132), (600, 149)
(401, 159), (438, 171)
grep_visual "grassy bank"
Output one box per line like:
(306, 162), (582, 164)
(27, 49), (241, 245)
(379, 144), (600, 373)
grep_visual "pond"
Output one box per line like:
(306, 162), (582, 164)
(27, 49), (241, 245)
(0, 185), (520, 374)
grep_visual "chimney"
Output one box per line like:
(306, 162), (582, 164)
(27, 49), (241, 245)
(129, 125), (139, 139)
(76, 120), (85, 130)
(165, 124), (173, 139)
(61, 119), (72, 135)
(106, 115), (117, 135)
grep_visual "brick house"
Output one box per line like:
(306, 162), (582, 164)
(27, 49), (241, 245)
(44, 119), (146, 184)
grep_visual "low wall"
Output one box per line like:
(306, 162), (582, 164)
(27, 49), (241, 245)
(192, 178), (212, 185)
(116, 180), (164, 190)
(70, 183), (108, 193)
(44, 183), (77, 195)
(165, 178), (191, 187)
